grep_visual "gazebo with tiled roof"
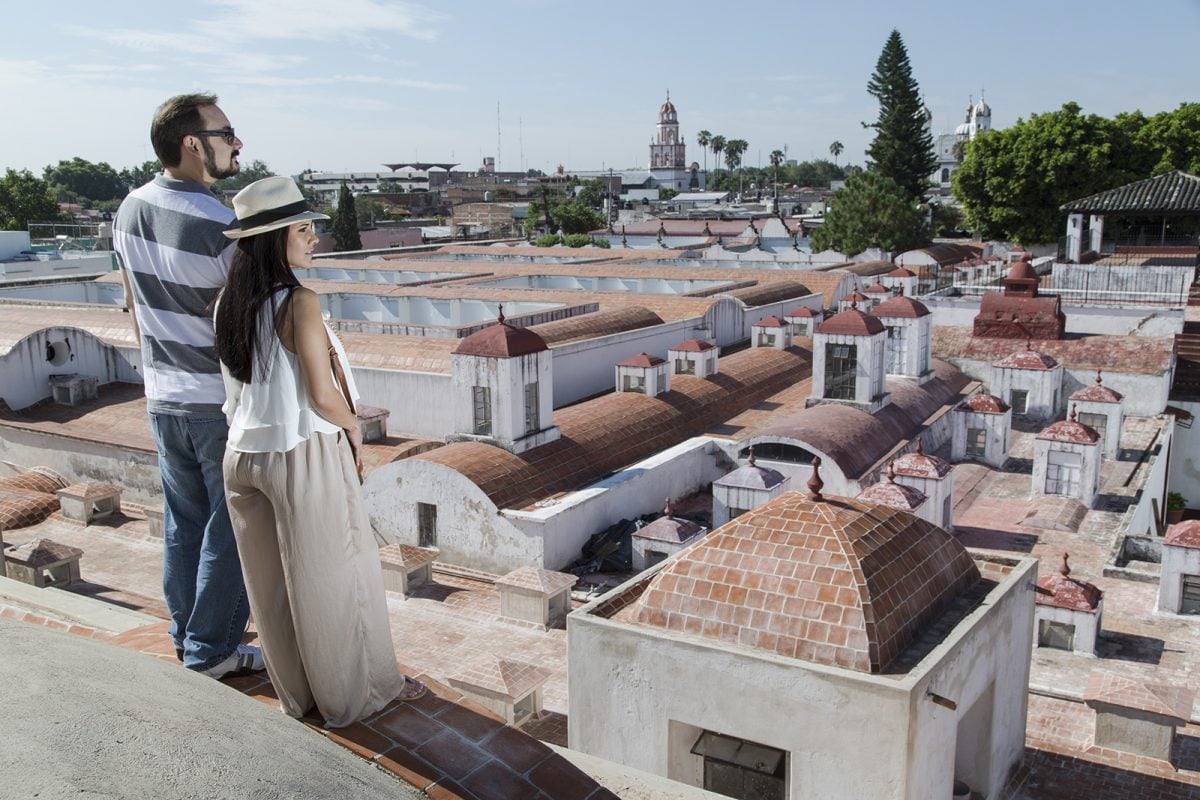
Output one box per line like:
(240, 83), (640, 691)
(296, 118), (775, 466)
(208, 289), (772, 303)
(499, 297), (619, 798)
(1033, 406), (1102, 505)
(1069, 370), (1124, 458)
(615, 352), (670, 397)
(1035, 552), (1103, 655)
(991, 342), (1064, 422)
(751, 315), (792, 350)
(890, 439), (955, 532)
(1159, 519), (1200, 615)
(711, 447), (789, 528)
(632, 498), (706, 571)
(783, 305), (821, 338)
(952, 393), (1012, 468)
(810, 305), (889, 413)
(1060, 170), (1200, 263)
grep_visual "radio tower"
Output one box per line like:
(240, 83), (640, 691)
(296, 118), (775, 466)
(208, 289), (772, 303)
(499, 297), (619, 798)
(496, 102), (501, 173)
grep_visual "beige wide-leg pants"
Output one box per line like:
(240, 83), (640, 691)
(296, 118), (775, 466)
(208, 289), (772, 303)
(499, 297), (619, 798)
(223, 431), (405, 728)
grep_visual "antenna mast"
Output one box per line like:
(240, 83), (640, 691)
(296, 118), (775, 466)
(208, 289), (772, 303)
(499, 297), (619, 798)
(496, 102), (501, 173)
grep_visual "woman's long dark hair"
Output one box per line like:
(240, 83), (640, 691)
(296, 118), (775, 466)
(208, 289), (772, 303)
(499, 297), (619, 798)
(213, 226), (300, 383)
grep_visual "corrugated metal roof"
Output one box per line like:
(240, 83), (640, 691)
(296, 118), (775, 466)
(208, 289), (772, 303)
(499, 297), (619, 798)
(1060, 171), (1200, 214)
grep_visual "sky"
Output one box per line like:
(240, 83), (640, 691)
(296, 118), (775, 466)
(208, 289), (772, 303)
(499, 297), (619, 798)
(2, 0), (1198, 179)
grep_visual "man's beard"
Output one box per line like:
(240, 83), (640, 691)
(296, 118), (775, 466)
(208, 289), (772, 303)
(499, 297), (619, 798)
(201, 138), (240, 180)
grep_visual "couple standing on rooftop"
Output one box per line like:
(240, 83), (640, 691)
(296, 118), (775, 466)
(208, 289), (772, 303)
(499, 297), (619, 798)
(113, 93), (424, 728)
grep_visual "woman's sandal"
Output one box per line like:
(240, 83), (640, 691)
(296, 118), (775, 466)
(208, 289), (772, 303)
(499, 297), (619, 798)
(398, 676), (427, 701)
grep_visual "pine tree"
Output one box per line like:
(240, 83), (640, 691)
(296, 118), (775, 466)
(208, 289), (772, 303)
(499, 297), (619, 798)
(865, 30), (937, 201)
(331, 182), (362, 251)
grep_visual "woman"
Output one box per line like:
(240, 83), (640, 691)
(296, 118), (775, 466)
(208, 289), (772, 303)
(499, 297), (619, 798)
(213, 176), (424, 728)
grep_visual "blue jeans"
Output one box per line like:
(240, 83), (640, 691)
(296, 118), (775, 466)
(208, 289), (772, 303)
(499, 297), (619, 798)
(149, 412), (250, 671)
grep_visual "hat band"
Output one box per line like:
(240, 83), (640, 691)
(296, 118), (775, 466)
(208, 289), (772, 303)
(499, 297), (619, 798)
(236, 200), (311, 230)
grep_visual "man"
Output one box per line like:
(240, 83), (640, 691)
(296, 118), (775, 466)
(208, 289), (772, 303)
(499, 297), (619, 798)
(113, 94), (263, 679)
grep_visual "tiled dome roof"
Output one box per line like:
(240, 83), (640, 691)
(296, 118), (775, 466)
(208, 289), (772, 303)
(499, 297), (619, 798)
(1035, 553), (1101, 612)
(886, 266), (916, 278)
(784, 306), (819, 318)
(817, 307), (884, 336)
(1070, 371), (1122, 404)
(715, 449), (786, 491)
(994, 343), (1058, 370)
(864, 283), (890, 294)
(1007, 260), (1038, 282)
(961, 393), (1009, 413)
(634, 501), (704, 544)
(0, 467), (68, 531)
(454, 308), (548, 358)
(755, 315), (788, 328)
(1165, 520), (1200, 549)
(626, 489), (980, 673)
(871, 295), (930, 319)
(1038, 407), (1100, 444)
(841, 290), (869, 303)
(856, 464), (926, 511)
(618, 352), (666, 368)
(892, 439), (952, 479)
(670, 338), (715, 352)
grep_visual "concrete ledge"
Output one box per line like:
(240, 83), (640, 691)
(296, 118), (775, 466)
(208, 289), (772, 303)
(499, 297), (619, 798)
(548, 743), (726, 800)
(0, 575), (157, 633)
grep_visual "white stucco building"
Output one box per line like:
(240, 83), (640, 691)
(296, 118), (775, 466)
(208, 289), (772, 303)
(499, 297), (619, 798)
(1031, 410), (1102, 506)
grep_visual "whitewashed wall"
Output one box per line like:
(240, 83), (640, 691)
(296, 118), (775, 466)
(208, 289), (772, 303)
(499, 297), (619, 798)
(0, 327), (139, 410)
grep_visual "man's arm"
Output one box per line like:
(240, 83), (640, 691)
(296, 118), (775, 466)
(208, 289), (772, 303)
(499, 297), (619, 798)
(114, 251), (142, 345)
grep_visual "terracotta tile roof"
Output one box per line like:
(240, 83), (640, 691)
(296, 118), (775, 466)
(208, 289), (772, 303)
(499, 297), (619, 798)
(933, 327), (1173, 376)
(623, 490), (980, 673)
(0, 487), (60, 531)
(871, 295), (930, 319)
(1082, 670), (1195, 721)
(378, 544), (439, 569)
(1165, 520), (1200, 549)
(530, 306), (664, 346)
(724, 281), (812, 307)
(413, 346), (813, 510)
(864, 283), (890, 294)
(785, 306), (819, 318)
(1061, 170), (1200, 214)
(715, 461), (786, 491)
(448, 656), (551, 699)
(960, 393), (1009, 414)
(617, 352), (666, 368)
(901, 243), (984, 267)
(58, 481), (121, 500)
(1071, 372), (1123, 404)
(841, 290), (869, 303)
(1, 467), (67, 495)
(495, 566), (577, 594)
(454, 316), (548, 358)
(4, 537), (83, 567)
(795, 270), (857, 310)
(752, 361), (971, 480)
(887, 266), (916, 278)
(1035, 553), (1101, 612)
(841, 260), (898, 278)
(670, 338), (715, 352)
(817, 307), (884, 336)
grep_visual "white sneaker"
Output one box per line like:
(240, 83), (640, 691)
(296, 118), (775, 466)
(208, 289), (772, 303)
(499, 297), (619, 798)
(200, 643), (265, 679)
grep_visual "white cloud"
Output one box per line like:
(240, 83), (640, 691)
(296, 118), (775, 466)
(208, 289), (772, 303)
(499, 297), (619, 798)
(191, 0), (445, 43)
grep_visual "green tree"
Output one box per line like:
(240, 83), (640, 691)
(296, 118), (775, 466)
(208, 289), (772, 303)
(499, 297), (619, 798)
(829, 141), (844, 166)
(710, 135), (726, 180)
(0, 169), (61, 229)
(331, 183), (362, 251)
(1138, 103), (1200, 175)
(769, 149), (785, 195)
(550, 200), (603, 235)
(211, 159), (275, 194)
(952, 102), (1145, 243)
(575, 179), (606, 208)
(864, 30), (937, 200)
(810, 170), (927, 255)
(119, 159), (162, 191)
(43, 157), (127, 204)
(697, 130), (712, 180)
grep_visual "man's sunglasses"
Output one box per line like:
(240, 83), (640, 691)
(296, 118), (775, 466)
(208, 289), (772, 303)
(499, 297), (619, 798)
(189, 128), (237, 145)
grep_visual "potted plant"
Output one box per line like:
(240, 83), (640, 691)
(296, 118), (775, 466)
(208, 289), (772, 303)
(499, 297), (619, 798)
(1167, 492), (1187, 524)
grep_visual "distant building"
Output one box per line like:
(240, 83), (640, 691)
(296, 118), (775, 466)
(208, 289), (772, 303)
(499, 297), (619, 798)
(648, 94), (704, 193)
(928, 95), (992, 196)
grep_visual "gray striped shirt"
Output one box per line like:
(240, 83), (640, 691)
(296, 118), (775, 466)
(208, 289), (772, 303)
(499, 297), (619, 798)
(114, 175), (235, 414)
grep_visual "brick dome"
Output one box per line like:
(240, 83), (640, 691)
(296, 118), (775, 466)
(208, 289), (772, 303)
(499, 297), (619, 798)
(817, 307), (884, 337)
(856, 465), (926, 512)
(962, 393), (1009, 413)
(1007, 259), (1038, 283)
(454, 309), (548, 358)
(627, 490), (980, 673)
(1035, 553), (1101, 612)
(871, 295), (930, 319)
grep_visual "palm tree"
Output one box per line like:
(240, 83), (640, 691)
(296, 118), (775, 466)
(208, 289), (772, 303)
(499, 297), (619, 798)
(710, 135), (726, 185)
(829, 140), (844, 167)
(697, 130), (711, 186)
(725, 139), (748, 196)
(769, 149), (785, 197)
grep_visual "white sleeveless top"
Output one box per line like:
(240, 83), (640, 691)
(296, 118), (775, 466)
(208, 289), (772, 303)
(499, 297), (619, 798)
(220, 289), (359, 454)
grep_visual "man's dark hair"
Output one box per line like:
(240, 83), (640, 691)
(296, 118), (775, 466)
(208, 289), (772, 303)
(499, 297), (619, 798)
(151, 93), (219, 168)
